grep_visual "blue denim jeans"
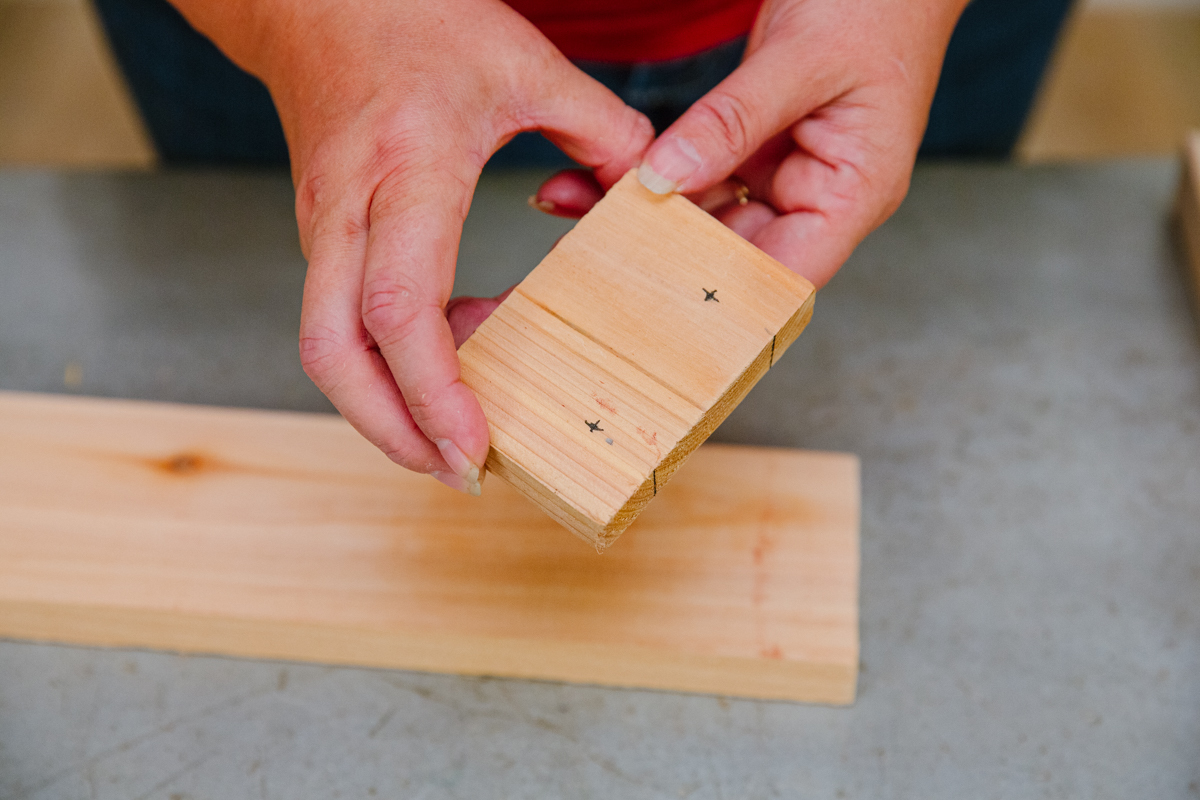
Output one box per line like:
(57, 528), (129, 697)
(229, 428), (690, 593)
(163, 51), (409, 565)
(93, 0), (1074, 166)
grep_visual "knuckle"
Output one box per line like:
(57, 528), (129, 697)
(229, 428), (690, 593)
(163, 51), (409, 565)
(295, 168), (370, 257)
(294, 173), (321, 235)
(369, 128), (433, 181)
(881, 167), (912, 218)
(692, 91), (757, 157)
(401, 376), (461, 434)
(379, 439), (436, 473)
(360, 277), (429, 346)
(402, 393), (440, 432)
(296, 137), (354, 220)
(295, 155), (332, 224)
(298, 324), (350, 386)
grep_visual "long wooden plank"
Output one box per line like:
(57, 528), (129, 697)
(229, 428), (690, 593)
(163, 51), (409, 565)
(1177, 131), (1200, 310)
(459, 170), (816, 548)
(0, 391), (860, 704)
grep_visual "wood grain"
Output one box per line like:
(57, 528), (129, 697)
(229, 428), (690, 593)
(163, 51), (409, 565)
(459, 170), (816, 548)
(0, 391), (860, 704)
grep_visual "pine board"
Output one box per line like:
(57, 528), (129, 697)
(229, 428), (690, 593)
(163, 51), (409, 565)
(0, 391), (860, 704)
(459, 170), (816, 548)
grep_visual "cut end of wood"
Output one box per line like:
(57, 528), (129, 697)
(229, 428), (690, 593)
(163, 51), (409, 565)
(461, 170), (817, 548)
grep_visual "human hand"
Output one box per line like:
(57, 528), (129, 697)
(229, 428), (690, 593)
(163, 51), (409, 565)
(532, 0), (969, 289)
(172, 0), (654, 493)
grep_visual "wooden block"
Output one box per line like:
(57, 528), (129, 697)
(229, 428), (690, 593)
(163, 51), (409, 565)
(459, 170), (816, 549)
(0, 391), (860, 704)
(1177, 131), (1200, 308)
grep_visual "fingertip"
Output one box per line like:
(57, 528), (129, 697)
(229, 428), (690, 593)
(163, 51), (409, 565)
(533, 169), (603, 218)
(527, 195), (557, 214)
(637, 162), (677, 195)
(434, 437), (484, 489)
(432, 469), (483, 496)
(591, 106), (655, 189)
(639, 135), (703, 194)
(532, 83), (651, 189)
(430, 389), (490, 494)
(427, 374), (492, 486)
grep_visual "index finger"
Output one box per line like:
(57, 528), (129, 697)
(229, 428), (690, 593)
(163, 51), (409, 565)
(359, 165), (491, 494)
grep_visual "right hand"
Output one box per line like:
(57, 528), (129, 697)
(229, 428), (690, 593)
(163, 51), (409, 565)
(174, 0), (654, 493)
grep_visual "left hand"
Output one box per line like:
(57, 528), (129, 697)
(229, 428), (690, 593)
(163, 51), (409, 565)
(529, 0), (970, 289)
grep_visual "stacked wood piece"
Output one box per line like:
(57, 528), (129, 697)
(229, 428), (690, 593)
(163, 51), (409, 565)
(459, 170), (816, 548)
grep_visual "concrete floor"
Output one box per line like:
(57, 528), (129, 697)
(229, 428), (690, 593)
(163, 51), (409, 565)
(1, 161), (1198, 797)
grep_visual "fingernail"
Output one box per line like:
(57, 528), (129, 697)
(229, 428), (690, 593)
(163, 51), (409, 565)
(638, 136), (702, 195)
(527, 195), (556, 214)
(432, 470), (475, 495)
(434, 438), (484, 496)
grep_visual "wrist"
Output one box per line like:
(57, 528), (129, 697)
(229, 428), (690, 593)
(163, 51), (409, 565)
(165, 0), (296, 82)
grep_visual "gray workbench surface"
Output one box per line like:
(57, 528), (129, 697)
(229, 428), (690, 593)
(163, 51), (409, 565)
(1, 161), (1198, 798)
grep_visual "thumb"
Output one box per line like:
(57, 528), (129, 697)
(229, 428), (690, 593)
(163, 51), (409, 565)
(520, 55), (656, 188)
(636, 38), (836, 195)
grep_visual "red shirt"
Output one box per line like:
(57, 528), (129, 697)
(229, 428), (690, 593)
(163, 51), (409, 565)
(506, 0), (762, 62)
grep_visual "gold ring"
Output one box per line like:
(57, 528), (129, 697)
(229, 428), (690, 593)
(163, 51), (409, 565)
(732, 178), (750, 206)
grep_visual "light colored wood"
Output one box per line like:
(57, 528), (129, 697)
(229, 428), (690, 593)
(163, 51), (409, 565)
(1177, 131), (1200, 307)
(0, 391), (860, 704)
(1018, 9), (1200, 162)
(0, 0), (155, 168)
(459, 170), (816, 548)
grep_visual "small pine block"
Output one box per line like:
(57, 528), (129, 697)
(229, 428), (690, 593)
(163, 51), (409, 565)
(459, 170), (816, 548)
(0, 391), (861, 704)
(1177, 131), (1200, 309)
